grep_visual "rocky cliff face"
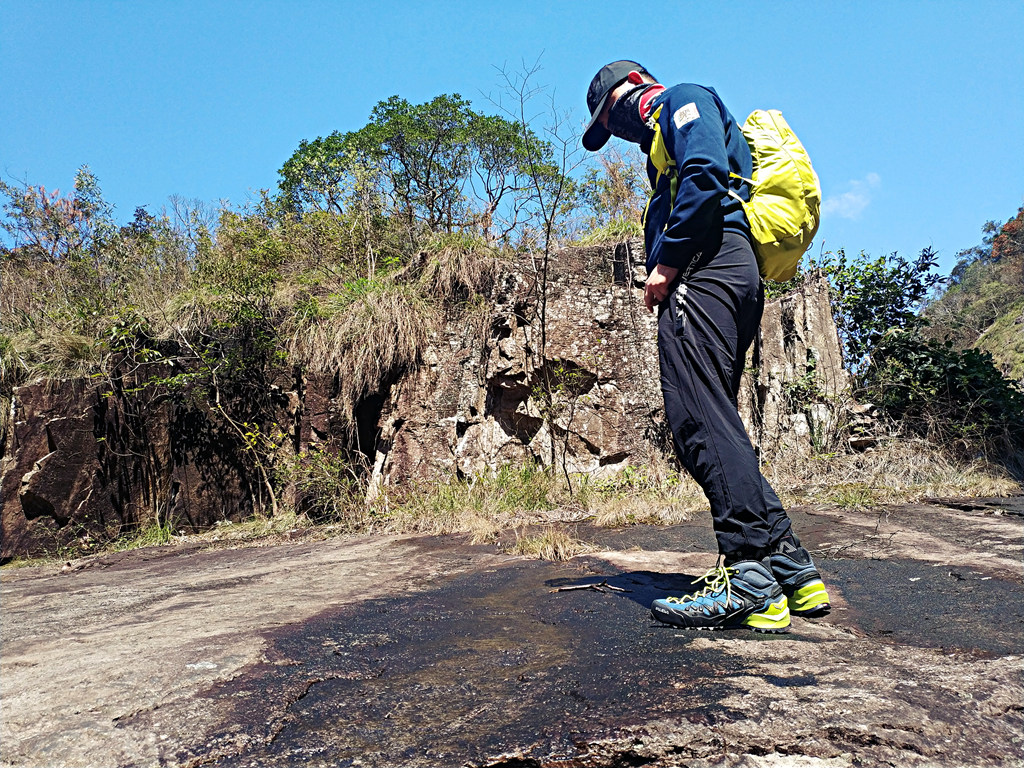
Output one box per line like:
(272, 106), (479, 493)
(0, 240), (850, 559)
(0, 377), (263, 559)
(739, 267), (851, 457)
(367, 242), (665, 495)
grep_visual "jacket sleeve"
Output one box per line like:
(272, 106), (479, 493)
(655, 87), (731, 269)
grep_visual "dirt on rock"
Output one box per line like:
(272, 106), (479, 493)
(2, 498), (1022, 768)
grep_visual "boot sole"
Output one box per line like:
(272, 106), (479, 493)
(652, 596), (792, 634)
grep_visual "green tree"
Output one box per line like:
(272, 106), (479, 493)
(816, 247), (944, 371)
(278, 132), (357, 216)
(357, 94), (473, 236)
(0, 167), (126, 335)
(0, 165), (114, 264)
(71, 165), (117, 261)
(466, 112), (547, 241)
(277, 93), (563, 247)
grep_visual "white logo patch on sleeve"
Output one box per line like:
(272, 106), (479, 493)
(673, 102), (700, 129)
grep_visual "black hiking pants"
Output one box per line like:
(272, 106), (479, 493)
(657, 229), (794, 559)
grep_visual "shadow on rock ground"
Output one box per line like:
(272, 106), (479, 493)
(2, 499), (1022, 768)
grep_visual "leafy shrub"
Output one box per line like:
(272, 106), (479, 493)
(287, 447), (372, 528)
(815, 242), (1024, 461)
(864, 330), (1024, 450)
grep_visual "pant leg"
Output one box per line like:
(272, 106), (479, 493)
(728, 282), (796, 547)
(726, 268), (796, 546)
(761, 475), (795, 547)
(658, 230), (791, 556)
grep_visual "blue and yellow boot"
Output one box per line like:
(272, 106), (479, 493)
(770, 540), (831, 618)
(650, 559), (791, 633)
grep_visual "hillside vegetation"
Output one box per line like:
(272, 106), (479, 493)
(925, 207), (1024, 383)
(810, 210), (1024, 459)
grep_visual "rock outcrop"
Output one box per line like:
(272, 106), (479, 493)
(368, 242), (665, 494)
(1, 240), (851, 559)
(739, 267), (851, 457)
(0, 377), (269, 559)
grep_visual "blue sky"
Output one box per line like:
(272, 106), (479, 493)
(3, 1), (1022, 275)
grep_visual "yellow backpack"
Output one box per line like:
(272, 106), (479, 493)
(729, 109), (822, 282)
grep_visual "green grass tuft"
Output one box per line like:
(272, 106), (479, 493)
(575, 218), (642, 246)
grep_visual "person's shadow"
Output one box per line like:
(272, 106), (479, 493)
(546, 569), (703, 612)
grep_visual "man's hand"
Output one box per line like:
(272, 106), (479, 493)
(644, 264), (680, 312)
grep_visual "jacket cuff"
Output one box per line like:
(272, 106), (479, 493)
(655, 246), (697, 271)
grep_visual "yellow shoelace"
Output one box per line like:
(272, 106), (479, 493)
(665, 564), (735, 606)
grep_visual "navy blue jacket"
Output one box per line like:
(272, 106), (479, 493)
(642, 83), (752, 273)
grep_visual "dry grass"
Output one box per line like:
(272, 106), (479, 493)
(279, 234), (501, 421)
(582, 466), (705, 527)
(414, 234), (502, 305)
(588, 493), (700, 527)
(161, 288), (225, 340)
(15, 440), (1018, 565)
(279, 442), (1022, 549)
(507, 526), (595, 560)
(7, 328), (106, 380)
(0, 336), (26, 390)
(373, 442), (1021, 545)
(1, 249), (192, 375)
(764, 437), (1022, 508)
(575, 218), (643, 246)
(381, 464), (558, 540)
(0, 393), (11, 453)
(286, 279), (437, 416)
(373, 460), (701, 542)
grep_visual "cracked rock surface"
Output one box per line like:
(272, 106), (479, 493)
(2, 498), (1022, 767)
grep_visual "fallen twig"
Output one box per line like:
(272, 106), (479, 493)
(551, 580), (631, 594)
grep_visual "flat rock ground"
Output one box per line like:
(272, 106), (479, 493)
(2, 499), (1022, 768)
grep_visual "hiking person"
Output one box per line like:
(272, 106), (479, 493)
(581, 61), (830, 632)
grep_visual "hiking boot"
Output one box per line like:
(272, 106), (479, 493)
(770, 541), (831, 617)
(650, 559), (791, 633)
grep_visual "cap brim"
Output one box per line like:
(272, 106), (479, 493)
(583, 123), (611, 152)
(582, 90), (613, 151)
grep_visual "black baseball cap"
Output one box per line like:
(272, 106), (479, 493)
(582, 60), (651, 151)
